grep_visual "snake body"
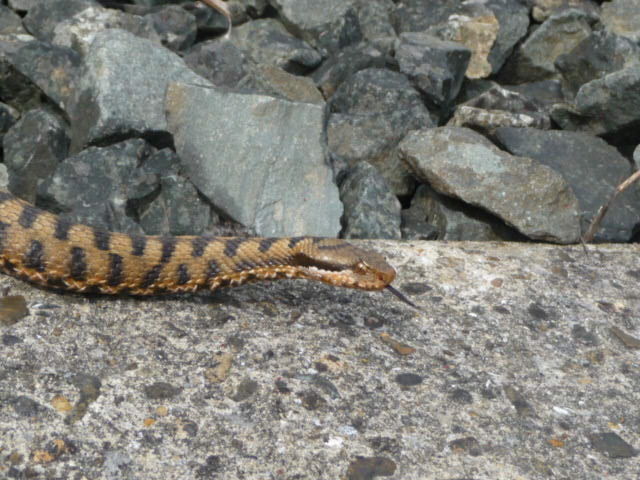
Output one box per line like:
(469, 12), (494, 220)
(0, 191), (396, 295)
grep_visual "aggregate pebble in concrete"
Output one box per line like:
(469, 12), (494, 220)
(1, 241), (639, 479)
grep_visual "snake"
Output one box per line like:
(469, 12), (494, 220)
(0, 191), (399, 297)
(0, 3), (412, 304)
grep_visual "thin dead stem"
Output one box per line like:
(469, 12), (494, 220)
(583, 170), (640, 243)
(199, 0), (232, 37)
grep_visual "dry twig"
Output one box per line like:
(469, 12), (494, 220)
(199, 0), (232, 37)
(583, 170), (640, 243)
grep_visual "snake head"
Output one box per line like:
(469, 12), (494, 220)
(293, 239), (396, 291)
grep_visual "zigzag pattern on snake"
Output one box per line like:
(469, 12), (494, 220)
(0, 191), (396, 295)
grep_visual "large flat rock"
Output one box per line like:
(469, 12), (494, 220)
(165, 81), (342, 237)
(1, 241), (639, 478)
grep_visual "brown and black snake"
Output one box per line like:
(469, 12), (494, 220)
(0, 3), (412, 304)
(0, 191), (401, 297)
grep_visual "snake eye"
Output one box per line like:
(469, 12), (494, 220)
(354, 261), (370, 274)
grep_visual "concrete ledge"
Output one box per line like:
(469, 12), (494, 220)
(1, 241), (639, 478)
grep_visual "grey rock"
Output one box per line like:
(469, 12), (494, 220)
(185, 0), (237, 37)
(269, 0), (362, 56)
(9, 40), (81, 110)
(484, 0), (530, 74)
(135, 146), (234, 234)
(327, 68), (432, 196)
(494, 127), (640, 242)
(68, 29), (207, 152)
(555, 30), (640, 96)
(0, 5), (26, 35)
(399, 127), (581, 243)
(243, 64), (324, 104)
(330, 68), (427, 117)
(394, 33), (471, 110)
(368, 149), (418, 199)
(339, 162), (401, 239)
(0, 34), (33, 56)
(138, 146), (179, 177)
(502, 79), (565, 111)
(0, 164), (8, 190)
(404, 184), (522, 241)
(0, 35), (47, 112)
(549, 100), (584, 131)
(51, 5), (162, 56)
(403, 185), (455, 240)
(7, 0), (40, 11)
(137, 149), (212, 236)
(3, 108), (69, 203)
(327, 114), (417, 197)
(0, 101), (20, 135)
(601, 0), (640, 42)
(38, 139), (155, 233)
(428, 5), (500, 80)
(165, 81), (342, 237)
(532, 0), (600, 22)
(391, 0), (528, 75)
(449, 106), (550, 133)
(456, 78), (500, 104)
(390, 0), (459, 33)
(238, 0), (270, 16)
(130, 0), (183, 7)
(570, 63), (640, 137)
(500, 8), (596, 83)
(138, 174), (211, 236)
(634, 144), (640, 169)
(400, 206), (439, 240)
(22, 0), (98, 41)
(352, 0), (396, 49)
(311, 43), (389, 98)
(144, 4), (198, 52)
(448, 86), (551, 133)
(125, 153), (170, 206)
(183, 40), (250, 89)
(230, 18), (322, 72)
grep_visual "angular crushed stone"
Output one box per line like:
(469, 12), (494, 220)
(68, 29), (207, 152)
(165, 81), (342, 237)
(398, 126), (581, 243)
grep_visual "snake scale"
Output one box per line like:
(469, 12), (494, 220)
(0, 191), (397, 296)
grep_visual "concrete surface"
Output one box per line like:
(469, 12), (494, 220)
(1, 241), (639, 479)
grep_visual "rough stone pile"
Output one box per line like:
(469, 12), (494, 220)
(1, 0), (639, 242)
